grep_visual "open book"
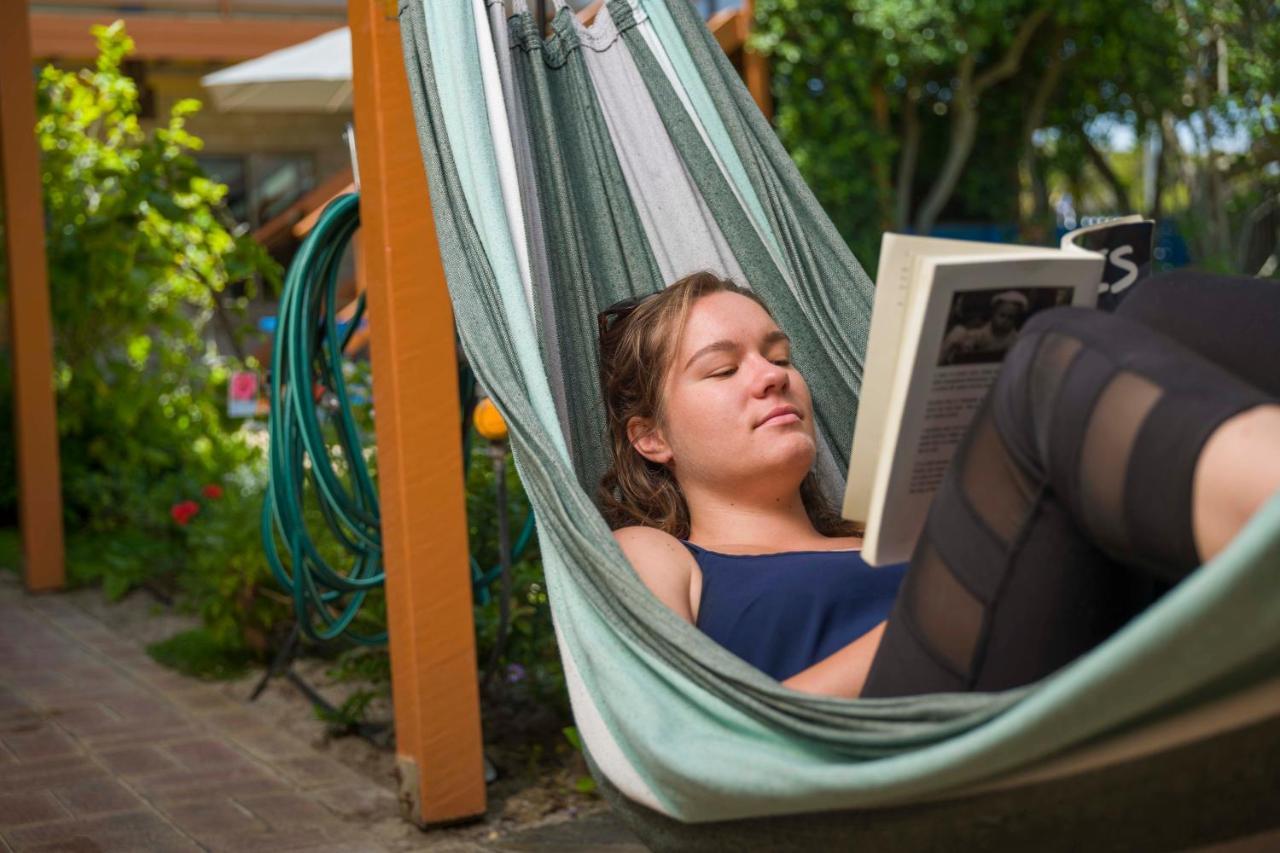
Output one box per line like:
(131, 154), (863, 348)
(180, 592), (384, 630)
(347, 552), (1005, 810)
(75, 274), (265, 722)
(842, 219), (1152, 566)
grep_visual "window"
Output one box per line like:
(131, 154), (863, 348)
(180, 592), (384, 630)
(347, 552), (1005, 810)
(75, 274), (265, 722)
(196, 152), (316, 229)
(253, 154), (316, 225)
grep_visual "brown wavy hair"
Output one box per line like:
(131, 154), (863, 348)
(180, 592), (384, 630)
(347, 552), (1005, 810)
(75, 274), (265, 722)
(596, 271), (858, 540)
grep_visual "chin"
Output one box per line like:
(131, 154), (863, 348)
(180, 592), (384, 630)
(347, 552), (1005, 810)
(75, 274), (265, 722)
(755, 433), (815, 475)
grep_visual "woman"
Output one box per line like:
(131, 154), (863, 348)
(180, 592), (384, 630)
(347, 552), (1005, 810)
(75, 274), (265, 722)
(597, 270), (1280, 698)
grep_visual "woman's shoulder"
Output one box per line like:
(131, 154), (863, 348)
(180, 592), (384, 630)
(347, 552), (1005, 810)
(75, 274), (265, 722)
(611, 526), (700, 621)
(612, 525), (698, 568)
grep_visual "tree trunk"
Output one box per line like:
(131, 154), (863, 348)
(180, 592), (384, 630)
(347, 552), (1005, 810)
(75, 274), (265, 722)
(913, 7), (1052, 234)
(894, 86), (921, 232)
(915, 85), (978, 233)
(1019, 31), (1065, 242)
(1080, 130), (1130, 212)
(1145, 120), (1166, 220)
(870, 82), (895, 232)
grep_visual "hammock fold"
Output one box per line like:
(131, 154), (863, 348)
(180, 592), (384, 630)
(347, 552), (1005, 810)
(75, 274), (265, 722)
(397, 0), (1280, 829)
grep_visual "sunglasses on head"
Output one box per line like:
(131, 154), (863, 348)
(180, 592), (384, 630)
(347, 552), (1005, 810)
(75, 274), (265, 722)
(597, 292), (658, 346)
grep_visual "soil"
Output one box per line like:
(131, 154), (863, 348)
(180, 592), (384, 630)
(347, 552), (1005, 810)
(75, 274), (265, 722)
(60, 580), (629, 851)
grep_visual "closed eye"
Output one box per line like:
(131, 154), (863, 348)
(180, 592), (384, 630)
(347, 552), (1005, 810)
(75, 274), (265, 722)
(709, 357), (789, 378)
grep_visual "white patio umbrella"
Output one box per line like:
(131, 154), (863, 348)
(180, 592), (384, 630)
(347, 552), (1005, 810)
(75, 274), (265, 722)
(202, 27), (352, 113)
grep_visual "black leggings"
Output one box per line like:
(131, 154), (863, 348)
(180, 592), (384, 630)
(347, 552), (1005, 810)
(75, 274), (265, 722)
(862, 271), (1280, 697)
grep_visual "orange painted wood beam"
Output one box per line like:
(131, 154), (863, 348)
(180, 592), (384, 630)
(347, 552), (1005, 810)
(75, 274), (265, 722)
(708, 8), (743, 54)
(739, 0), (773, 121)
(347, 0), (485, 827)
(707, 5), (772, 121)
(1, 0), (67, 591)
(30, 13), (339, 61)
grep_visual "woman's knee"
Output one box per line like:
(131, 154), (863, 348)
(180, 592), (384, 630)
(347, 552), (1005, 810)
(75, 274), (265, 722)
(985, 308), (1101, 473)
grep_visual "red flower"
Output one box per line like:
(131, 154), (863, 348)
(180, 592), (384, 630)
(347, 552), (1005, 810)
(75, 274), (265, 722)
(201, 484), (224, 500)
(170, 500), (200, 526)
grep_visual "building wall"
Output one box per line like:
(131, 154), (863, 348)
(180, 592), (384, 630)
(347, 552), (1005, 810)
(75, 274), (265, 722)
(148, 62), (351, 186)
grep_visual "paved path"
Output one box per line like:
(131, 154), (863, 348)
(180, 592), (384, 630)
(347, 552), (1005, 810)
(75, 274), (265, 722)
(0, 575), (644, 852)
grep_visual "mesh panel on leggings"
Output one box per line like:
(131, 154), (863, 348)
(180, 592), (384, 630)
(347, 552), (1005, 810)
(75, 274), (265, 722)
(904, 542), (984, 678)
(1078, 371), (1165, 556)
(867, 301), (1278, 697)
(1028, 331), (1083, 463)
(962, 403), (1038, 545)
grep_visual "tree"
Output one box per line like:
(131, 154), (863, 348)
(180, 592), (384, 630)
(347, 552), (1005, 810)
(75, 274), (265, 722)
(754, 0), (1280, 275)
(755, 0), (1061, 243)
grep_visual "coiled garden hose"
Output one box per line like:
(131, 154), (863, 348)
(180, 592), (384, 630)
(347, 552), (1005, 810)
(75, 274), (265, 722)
(262, 193), (384, 644)
(262, 192), (536, 648)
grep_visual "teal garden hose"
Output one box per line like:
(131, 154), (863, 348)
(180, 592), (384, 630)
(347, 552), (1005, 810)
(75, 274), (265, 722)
(262, 192), (535, 646)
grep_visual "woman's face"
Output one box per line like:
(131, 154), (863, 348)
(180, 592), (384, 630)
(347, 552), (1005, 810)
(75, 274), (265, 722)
(630, 291), (818, 496)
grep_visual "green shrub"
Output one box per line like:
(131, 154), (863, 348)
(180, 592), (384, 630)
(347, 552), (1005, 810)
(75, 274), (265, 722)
(177, 462), (291, 656)
(0, 528), (19, 574)
(146, 627), (255, 680)
(466, 437), (566, 716)
(0, 22), (279, 597)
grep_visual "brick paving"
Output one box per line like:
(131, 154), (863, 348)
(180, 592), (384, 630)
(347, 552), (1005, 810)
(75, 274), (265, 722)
(0, 573), (647, 853)
(0, 576), (398, 853)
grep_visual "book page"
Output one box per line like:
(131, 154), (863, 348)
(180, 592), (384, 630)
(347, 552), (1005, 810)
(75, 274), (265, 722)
(844, 235), (1035, 525)
(861, 252), (1102, 566)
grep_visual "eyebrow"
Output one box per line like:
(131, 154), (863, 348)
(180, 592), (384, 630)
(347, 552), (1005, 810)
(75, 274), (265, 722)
(684, 330), (790, 371)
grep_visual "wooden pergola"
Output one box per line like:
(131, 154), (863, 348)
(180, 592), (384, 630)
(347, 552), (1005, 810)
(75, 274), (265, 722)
(1, 0), (769, 827)
(1, 0), (64, 594)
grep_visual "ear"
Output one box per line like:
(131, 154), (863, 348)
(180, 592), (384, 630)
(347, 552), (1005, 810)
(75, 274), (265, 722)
(627, 416), (673, 466)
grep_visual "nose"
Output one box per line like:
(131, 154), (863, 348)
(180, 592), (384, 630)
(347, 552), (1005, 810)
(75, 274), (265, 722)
(748, 353), (789, 398)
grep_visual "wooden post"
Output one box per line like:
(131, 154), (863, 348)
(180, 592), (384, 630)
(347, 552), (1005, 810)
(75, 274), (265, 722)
(739, 0), (773, 121)
(0, 0), (66, 592)
(347, 0), (485, 826)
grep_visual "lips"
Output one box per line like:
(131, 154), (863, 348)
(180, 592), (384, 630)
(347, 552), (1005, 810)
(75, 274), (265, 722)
(756, 404), (801, 428)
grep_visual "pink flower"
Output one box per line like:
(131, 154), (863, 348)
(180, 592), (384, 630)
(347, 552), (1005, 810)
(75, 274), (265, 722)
(201, 484), (224, 500)
(170, 500), (200, 526)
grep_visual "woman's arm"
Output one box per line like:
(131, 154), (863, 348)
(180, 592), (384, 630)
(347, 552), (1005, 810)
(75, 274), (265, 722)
(613, 526), (698, 623)
(781, 622), (886, 699)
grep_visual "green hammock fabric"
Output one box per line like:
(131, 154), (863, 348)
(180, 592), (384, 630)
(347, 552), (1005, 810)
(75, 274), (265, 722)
(397, 0), (1280, 827)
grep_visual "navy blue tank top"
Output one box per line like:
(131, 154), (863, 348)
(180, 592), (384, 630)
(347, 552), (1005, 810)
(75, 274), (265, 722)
(682, 542), (907, 682)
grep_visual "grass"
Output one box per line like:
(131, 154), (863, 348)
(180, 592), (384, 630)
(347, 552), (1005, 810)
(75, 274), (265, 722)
(0, 527), (20, 574)
(147, 627), (255, 681)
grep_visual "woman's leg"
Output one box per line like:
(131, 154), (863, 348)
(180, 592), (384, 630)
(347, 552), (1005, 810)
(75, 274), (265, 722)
(1118, 270), (1280, 560)
(862, 305), (1279, 697)
(1193, 405), (1280, 562)
(1115, 270), (1280, 397)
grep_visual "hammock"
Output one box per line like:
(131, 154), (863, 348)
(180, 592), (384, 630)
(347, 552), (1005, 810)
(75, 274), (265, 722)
(396, 0), (1280, 839)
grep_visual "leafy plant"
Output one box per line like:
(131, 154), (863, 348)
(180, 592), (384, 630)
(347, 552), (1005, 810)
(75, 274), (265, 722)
(0, 22), (280, 598)
(0, 528), (20, 575)
(178, 463), (290, 656)
(146, 627), (255, 680)
(315, 647), (392, 731)
(466, 437), (567, 717)
(562, 726), (597, 795)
